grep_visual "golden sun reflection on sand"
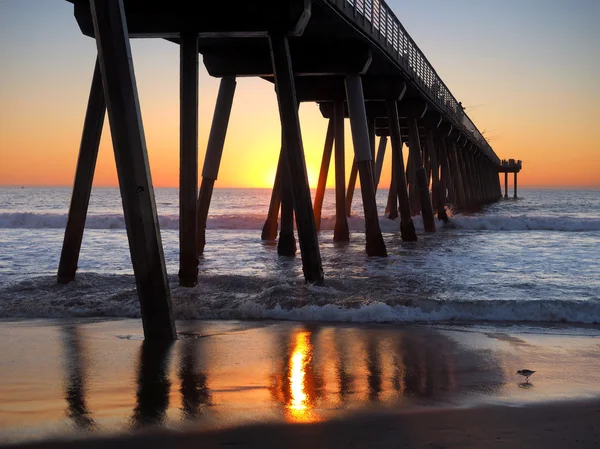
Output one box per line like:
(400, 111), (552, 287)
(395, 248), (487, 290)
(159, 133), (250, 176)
(287, 332), (317, 423)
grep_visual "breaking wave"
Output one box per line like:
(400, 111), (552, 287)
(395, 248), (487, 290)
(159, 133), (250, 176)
(1, 274), (599, 325)
(1, 212), (599, 232)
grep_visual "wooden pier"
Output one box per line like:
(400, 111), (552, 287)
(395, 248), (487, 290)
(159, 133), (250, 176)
(57, 0), (521, 340)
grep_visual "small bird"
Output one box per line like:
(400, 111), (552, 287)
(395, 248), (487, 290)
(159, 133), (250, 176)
(516, 369), (536, 382)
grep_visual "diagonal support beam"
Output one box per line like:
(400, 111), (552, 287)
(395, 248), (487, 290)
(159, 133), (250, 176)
(196, 76), (237, 255)
(58, 58), (105, 284)
(90, 0), (175, 342)
(269, 33), (324, 283)
(387, 100), (416, 241)
(313, 119), (334, 231)
(345, 75), (387, 257)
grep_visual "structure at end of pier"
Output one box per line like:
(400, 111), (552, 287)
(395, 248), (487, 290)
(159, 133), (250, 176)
(498, 159), (523, 198)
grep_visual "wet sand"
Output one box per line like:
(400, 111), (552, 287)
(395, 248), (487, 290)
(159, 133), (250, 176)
(6, 398), (600, 448)
(1, 319), (600, 447)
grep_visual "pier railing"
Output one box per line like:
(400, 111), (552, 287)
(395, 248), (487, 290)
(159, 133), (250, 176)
(322, 0), (500, 165)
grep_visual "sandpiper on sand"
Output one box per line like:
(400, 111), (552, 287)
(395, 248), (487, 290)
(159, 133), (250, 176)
(517, 369), (536, 382)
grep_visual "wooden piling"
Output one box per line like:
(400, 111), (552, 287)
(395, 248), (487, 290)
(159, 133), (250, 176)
(407, 118), (436, 232)
(406, 152), (420, 217)
(278, 142), (297, 256)
(437, 135), (455, 208)
(345, 161), (358, 217)
(90, 0), (175, 342)
(196, 76), (237, 255)
(261, 154), (282, 241)
(447, 139), (467, 210)
(313, 119), (334, 231)
(455, 143), (473, 208)
(368, 116), (376, 180)
(269, 34), (324, 283)
(387, 100), (416, 241)
(57, 58), (105, 285)
(424, 126), (448, 222)
(374, 136), (387, 191)
(345, 75), (387, 256)
(179, 33), (199, 287)
(333, 101), (350, 242)
(385, 166), (399, 219)
(504, 172), (508, 198)
(514, 172), (518, 198)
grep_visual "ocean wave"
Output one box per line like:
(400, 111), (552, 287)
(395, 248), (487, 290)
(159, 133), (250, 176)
(1, 212), (599, 232)
(1, 274), (599, 325)
(451, 215), (600, 232)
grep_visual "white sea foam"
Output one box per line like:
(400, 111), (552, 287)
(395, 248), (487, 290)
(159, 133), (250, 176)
(1, 212), (599, 232)
(1, 274), (599, 325)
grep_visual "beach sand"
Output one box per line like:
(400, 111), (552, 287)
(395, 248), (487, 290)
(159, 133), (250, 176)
(1, 319), (599, 447)
(6, 399), (600, 448)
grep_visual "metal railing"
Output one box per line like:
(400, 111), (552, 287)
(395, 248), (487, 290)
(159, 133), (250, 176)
(321, 0), (500, 165)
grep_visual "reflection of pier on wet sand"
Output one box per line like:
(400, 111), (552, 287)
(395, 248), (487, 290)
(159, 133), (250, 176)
(2, 319), (600, 447)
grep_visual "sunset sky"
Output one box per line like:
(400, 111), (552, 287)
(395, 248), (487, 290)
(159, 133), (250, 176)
(0, 0), (598, 189)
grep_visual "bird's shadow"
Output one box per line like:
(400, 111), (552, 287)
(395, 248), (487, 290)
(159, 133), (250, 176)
(518, 382), (534, 389)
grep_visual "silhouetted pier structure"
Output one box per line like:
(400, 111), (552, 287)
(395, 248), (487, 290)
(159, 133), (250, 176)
(57, 0), (521, 340)
(499, 159), (523, 199)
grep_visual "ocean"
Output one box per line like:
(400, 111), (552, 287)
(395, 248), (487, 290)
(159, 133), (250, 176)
(0, 187), (599, 327)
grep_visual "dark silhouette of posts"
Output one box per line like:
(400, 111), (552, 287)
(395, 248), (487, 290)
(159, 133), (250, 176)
(179, 33), (199, 287)
(313, 119), (334, 231)
(455, 140), (473, 208)
(90, 0), (175, 341)
(514, 172), (518, 198)
(504, 172), (509, 198)
(424, 125), (448, 222)
(386, 169), (399, 219)
(269, 34), (324, 283)
(57, 59), (105, 284)
(406, 153), (420, 217)
(261, 156), (282, 240)
(278, 142), (297, 257)
(345, 75), (387, 257)
(196, 76), (237, 255)
(374, 136), (387, 190)
(447, 139), (467, 210)
(437, 134), (456, 208)
(345, 161), (358, 217)
(407, 118), (436, 232)
(333, 101), (350, 242)
(387, 100), (417, 241)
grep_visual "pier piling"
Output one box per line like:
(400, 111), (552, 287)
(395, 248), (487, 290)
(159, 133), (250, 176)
(90, 0), (175, 342)
(57, 58), (105, 285)
(278, 143), (297, 257)
(387, 100), (417, 241)
(374, 136), (387, 191)
(313, 119), (334, 231)
(333, 101), (350, 242)
(269, 33), (324, 283)
(196, 76), (236, 256)
(407, 118), (436, 232)
(424, 125), (448, 222)
(179, 33), (199, 287)
(345, 161), (358, 217)
(345, 75), (387, 257)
